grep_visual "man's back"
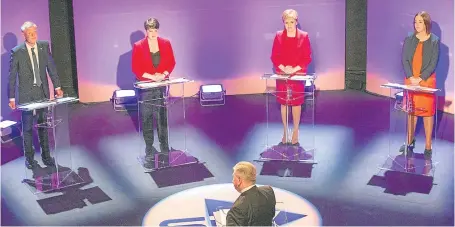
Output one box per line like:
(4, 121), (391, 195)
(226, 185), (276, 226)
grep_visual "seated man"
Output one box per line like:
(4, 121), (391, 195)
(226, 161), (276, 226)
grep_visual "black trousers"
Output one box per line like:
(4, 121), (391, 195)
(138, 87), (169, 155)
(21, 85), (50, 160)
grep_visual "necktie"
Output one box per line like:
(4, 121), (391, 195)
(31, 47), (41, 86)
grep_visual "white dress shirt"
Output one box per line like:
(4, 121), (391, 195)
(241, 184), (255, 193)
(25, 42), (39, 84)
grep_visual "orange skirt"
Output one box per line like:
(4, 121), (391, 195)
(404, 74), (436, 117)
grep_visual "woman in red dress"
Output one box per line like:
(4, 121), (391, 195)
(401, 11), (439, 159)
(271, 9), (312, 145)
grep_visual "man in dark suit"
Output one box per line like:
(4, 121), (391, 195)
(226, 161), (276, 226)
(8, 21), (64, 169)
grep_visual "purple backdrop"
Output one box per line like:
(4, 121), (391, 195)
(366, 0), (454, 114)
(1, 0), (51, 121)
(73, 0), (346, 102)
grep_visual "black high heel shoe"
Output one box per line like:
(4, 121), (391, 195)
(399, 138), (416, 153)
(424, 148), (432, 160)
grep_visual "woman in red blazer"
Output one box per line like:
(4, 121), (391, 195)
(271, 9), (312, 146)
(131, 18), (176, 168)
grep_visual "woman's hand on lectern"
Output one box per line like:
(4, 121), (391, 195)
(143, 73), (154, 80)
(282, 66), (294, 74)
(410, 77), (422, 86)
(153, 73), (165, 82)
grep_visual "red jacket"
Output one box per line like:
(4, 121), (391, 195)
(271, 29), (312, 74)
(132, 37), (176, 81)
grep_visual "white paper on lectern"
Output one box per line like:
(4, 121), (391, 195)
(381, 82), (438, 93)
(291, 75), (314, 81)
(55, 97), (78, 103)
(266, 74), (314, 81)
(136, 78), (192, 88)
(269, 74), (290, 79)
(20, 102), (49, 110)
(213, 209), (229, 227)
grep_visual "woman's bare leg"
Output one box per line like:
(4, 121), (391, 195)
(291, 105), (302, 144)
(423, 116), (434, 150)
(407, 114), (418, 144)
(281, 105), (288, 143)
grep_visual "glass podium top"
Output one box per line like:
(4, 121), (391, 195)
(262, 73), (316, 81)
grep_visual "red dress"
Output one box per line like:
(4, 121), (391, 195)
(271, 29), (312, 106)
(404, 42), (436, 117)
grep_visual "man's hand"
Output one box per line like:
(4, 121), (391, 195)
(8, 100), (16, 110)
(55, 88), (64, 98)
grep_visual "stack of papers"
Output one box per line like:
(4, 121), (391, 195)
(381, 83), (439, 93)
(213, 209), (229, 227)
(136, 78), (193, 88)
(263, 74), (315, 81)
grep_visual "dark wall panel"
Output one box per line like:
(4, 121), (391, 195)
(345, 0), (367, 91)
(49, 0), (78, 97)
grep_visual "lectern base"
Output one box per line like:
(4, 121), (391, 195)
(378, 154), (437, 176)
(255, 144), (316, 163)
(22, 169), (85, 194)
(137, 149), (199, 172)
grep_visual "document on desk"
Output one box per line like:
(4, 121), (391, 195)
(19, 102), (49, 110)
(213, 209), (229, 227)
(55, 97), (78, 103)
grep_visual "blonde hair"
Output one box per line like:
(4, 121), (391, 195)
(282, 9), (298, 21)
(233, 161), (256, 183)
(21, 21), (37, 32)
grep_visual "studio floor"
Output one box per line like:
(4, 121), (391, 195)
(1, 90), (454, 226)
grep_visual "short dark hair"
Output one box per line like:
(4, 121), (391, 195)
(414, 11), (431, 34)
(144, 18), (160, 30)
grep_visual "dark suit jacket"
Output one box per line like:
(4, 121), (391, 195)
(8, 40), (61, 104)
(226, 185), (276, 226)
(402, 32), (440, 81)
(131, 37), (176, 82)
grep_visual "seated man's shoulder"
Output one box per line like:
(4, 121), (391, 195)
(258, 186), (275, 198)
(232, 195), (250, 211)
(258, 185), (274, 192)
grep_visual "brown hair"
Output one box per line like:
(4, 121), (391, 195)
(144, 18), (160, 30)
(414, 11), (431, 34)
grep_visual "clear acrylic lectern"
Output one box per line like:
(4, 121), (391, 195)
(256, 73), (316, 163)
(380, 83), (439, 176)
(135, 77), (199, 172)
(17, 97), (84, 194)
